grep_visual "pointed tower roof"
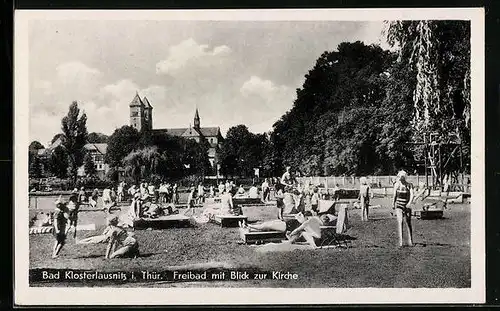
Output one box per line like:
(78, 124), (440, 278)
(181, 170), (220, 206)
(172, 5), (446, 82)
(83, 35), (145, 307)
(129, 92), (144, 107)
(194, 108), (200, 121)
(143, 96), (153, 109)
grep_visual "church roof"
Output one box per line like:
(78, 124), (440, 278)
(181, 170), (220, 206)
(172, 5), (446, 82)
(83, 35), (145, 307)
(198, 127), (220, 137)
(181, 127), (202, 138)
(153, 128), (188, 136)
(129, 93), (144, 107)
(153, 127), (222, 139)
(194, 108), (200, 120)
(143, 97), (153, 109)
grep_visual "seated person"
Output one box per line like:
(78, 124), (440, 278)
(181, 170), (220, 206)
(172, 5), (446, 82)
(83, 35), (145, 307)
(236, 185), (246, 196)
(248, 183), (259, 199)
(286, 211), (322, 249)
(104, 216), (140, 259)
(240, 211), (336, 249)
(77, 216), (117, 245)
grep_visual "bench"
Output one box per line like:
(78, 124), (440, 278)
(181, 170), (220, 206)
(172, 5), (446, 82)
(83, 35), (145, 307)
(239, 227), (285, 244)
(212, 215), (248, 228)
(133, 214), (192, 229)
(413, 199), (446, 220)
(233, 197), (264, 205)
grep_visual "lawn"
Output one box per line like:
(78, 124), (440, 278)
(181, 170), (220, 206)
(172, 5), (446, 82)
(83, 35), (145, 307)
(28, 197), (471, 288)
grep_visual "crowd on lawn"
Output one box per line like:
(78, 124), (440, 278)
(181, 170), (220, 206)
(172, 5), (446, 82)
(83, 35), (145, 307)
(44, 165), (427, 258)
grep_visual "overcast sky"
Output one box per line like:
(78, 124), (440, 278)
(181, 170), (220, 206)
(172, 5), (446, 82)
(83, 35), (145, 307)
(29, 20), (389, 147)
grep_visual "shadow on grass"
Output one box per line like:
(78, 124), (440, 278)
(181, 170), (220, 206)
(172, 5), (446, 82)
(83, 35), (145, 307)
(414, 242), (451, 247)
(74, 252), (161, 259)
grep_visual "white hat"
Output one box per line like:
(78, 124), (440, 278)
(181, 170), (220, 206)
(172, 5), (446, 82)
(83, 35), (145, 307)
(397, 170), (407, 179)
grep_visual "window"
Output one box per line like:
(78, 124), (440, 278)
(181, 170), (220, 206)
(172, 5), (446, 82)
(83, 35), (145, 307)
(131, 111), (139, 117)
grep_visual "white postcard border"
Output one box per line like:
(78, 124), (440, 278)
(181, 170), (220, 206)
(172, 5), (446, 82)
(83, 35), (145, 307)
(14, 8), (485, 305)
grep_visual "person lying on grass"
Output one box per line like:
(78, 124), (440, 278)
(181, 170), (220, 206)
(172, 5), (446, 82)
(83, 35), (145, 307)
(104, 216), (140, 259)
(239, 211), (337, 249)
(143, 202), (178, 218)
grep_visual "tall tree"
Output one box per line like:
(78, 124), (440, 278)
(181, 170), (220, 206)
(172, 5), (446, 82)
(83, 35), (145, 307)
(51, 133), (65, 145)
(87, 132), (109, 143)
(29, 154), (42, 178)
(123, 146), (162, 184)
(49, 146), (69, 178)
(29, 141), (45, 151)
(386, 21), (470, 136)
(271, 41), (394, 175)
(386, 20), (471, 174)
(60, 101), (88, 181)
(105, 126), (141, 167)
(219, 125), (268, 177)
(83, 152), (97, 176)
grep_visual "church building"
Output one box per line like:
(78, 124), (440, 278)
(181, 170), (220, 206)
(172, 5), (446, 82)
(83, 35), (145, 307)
(129, 92), (224, 168)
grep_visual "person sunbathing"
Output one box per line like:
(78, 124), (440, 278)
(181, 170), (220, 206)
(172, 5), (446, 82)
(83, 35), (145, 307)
(286, 211), (322, 249)
(240, 211), (336, 249)
(143, 202), (178, 218)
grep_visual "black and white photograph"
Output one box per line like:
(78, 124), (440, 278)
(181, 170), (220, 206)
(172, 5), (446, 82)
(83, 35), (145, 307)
(15, 8), (484, 305)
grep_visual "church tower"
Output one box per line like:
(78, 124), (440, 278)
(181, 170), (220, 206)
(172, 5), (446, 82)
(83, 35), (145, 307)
(194, 108), (200, 130)
(143, 96), (153, 131)
(129, 92), (145, 131)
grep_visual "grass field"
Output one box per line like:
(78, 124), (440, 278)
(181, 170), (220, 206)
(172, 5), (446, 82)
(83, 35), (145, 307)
(28, 197), (471, 288)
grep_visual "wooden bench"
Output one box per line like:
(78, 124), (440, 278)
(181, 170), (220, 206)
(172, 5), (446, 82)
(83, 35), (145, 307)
(413, 199), (446, 220)
(212, 215), (248, 228)
(239, 227), (286, 244)
(133, 214), (192, 229)
(233, 197), (264, 205)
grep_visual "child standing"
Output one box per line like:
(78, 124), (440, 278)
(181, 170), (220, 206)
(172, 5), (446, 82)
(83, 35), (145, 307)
(311, 187), (320, 214)
(359, 177), (372, 221)
(275, 188), (285, 220)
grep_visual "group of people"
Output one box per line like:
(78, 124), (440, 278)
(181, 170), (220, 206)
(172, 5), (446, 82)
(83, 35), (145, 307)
(246, 166), (419, 248)
(49, 166), (420, 259)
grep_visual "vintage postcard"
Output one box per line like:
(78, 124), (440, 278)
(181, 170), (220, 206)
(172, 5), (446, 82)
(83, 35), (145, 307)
(15, 8), (485, 305)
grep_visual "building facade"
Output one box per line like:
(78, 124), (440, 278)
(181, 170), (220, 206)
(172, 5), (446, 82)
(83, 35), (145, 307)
(77, 143), (109, 179)
(129, 93), (224, 168)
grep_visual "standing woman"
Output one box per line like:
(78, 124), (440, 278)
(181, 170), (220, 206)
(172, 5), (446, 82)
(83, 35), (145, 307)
(393, 170), (414, 247)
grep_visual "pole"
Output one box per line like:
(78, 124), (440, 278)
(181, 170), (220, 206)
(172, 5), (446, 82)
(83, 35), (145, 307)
(459, 140), (464, 191)
(438, 143), (442, 190)
(424, 138), (429, 189)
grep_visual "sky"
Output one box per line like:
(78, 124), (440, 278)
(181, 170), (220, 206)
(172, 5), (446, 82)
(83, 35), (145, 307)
(29, 20), (389, 147)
